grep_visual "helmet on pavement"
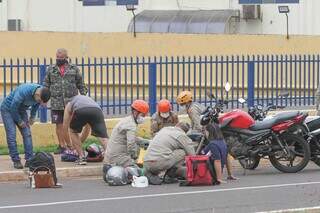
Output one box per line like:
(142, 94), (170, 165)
(103, 164), (112, 183)
(85, 143), (104, 162)
(157, 99), (171, 113)
(177, 91), (193, 105)
(105, 166), (128, 186)
(131, 100), (149, 115)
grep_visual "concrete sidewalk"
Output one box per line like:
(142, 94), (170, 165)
(0, 154), (103, 182)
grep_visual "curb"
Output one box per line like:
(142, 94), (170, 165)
(0, 159), (272, 182)
(0, 165), (103, 182)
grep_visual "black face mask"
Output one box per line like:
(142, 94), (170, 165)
(56, 58), (67, 66)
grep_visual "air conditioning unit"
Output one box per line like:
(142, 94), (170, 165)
(8, 19), (22, 31)
(242, 5), (261, 20)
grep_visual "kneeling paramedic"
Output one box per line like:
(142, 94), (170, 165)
(1, 83), (51, 169)
(105, 100), (150, 168)
(63, 95), (109, 165)
(144, 122), (195, 185)
(151, 99), (178, 137)
(177, 91), (205, 134)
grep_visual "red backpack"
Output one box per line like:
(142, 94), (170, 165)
(180, 155), (216, 186)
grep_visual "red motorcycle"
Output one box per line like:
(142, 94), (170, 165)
(200, 98), (310, 173)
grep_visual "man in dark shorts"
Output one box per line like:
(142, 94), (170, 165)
(63, 95), (108, 165)
(43, 48), (87, 154)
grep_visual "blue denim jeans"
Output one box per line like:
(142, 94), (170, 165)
(1, 107), (33, 162)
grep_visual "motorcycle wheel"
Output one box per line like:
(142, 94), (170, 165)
(239, 157), (260, 170)
(269, 133), (310, 173)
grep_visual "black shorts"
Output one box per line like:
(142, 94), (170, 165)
(51, 110), (64, 124)
(70, 107), (108, 138)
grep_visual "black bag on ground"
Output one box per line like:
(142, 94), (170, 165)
(28, 152), (58, 185)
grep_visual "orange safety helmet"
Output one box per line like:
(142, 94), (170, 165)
(157, 99), (171, 113)
(131, 100), (149, 114)
(176, 91), (193, 105)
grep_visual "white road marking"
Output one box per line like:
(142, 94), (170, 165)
(0, 181), (320, 209)
(258, 205), (320, 213)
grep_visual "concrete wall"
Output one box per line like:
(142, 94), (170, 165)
(0, 116), (193, 147)
(0, 0), (319, 35)
(1, 32), (320, 58)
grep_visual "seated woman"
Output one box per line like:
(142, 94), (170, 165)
(201, 123), (238, 184)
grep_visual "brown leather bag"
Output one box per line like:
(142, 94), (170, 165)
(32, 167), (55, 188)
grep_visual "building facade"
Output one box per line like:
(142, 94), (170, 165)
(0, 0), (318, 35)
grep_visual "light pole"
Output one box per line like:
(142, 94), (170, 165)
(278, 5), (290, 40)
(126, 4), (137, 38)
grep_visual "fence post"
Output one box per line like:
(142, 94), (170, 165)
(247, 61), (255, 107)
(39, 65), (47, 123)
(148, 63), (157, 115)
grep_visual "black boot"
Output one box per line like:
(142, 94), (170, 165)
(13, 160), (23, 169)
(145, 172), (162, 185)
(24, 160), (31, 168)
(163, 167), (179, 184)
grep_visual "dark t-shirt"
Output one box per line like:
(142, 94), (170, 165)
(201, 140), (227, 168)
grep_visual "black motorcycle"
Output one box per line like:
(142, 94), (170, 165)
(245, 101), (320, 169)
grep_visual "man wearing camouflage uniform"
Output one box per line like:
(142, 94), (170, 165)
(44, 48), (87, 154)
(105, 100), (150, 167)
(151, 99), (179, 137)
(177, 91), (205, 134)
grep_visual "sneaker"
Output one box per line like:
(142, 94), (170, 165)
(54, 146), (66, 155)
(24, 160), (31, 168)
(75, 157), (87, 165)
(13, 161), (23, 169)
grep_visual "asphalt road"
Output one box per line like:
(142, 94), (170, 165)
(0, 163), (320, 213)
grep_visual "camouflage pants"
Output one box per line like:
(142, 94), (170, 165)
(144, 149), (186, 175)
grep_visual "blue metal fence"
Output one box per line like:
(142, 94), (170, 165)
(0, 55), (318, 122)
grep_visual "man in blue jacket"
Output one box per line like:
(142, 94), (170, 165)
(1, 83), (51, 169)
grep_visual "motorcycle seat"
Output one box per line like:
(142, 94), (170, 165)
(250, 111), (300, 131)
